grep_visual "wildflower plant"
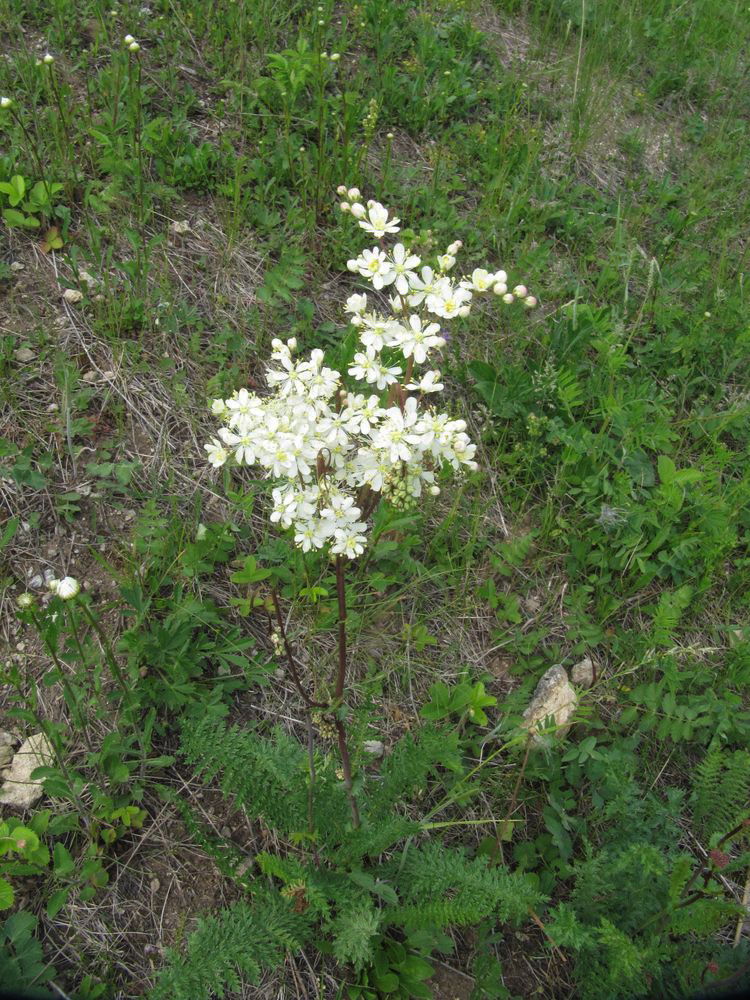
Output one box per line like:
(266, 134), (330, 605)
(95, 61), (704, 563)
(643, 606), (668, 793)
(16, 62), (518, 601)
(204, 190), (535, 826)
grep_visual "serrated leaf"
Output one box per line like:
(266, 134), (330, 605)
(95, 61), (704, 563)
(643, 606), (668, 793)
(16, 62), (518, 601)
(0, 877), (14, 910)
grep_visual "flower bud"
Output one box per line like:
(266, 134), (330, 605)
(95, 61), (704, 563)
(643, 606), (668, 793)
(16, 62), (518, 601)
(524, 295), (537, 308)
(287, 337), (297, 350)
(16, 592), (34, 609)
(513, 284), (527, 297)
(347, 187), (361, 200)
(129, 41), (140, 52)
(350, 202), (366, 219)
(502, 293), (514, 304)
(124, 34), (135, 43)
(430, 485), (440, 496)
(336, 184), (347, 195)
(367, 199), (375, 209)
(492, 283), (507, 296)
(386, 131), (394, 139)
(0, 97), (12, 108)
(43, 53), (54, 64)
(330, 52), (340, 62)
(340, 201), (350, 212)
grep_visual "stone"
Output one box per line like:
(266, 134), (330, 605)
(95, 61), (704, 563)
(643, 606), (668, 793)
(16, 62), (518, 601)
(14, 347), (35, 362)
(571, 657), (595, 688)
(62, 288), (83, 303)
(521, 665), (577, 745)
(171, 219), (190, 235)
(0, 732), (54, 809)
(82, 370), (97, 382)
(10, 261), (24, 272)
(0, 731), (15, 769)
(29, 575), (43, 589)
(363, 740), (384, 757)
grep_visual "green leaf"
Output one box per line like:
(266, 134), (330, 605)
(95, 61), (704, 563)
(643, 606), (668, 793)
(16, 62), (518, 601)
(8, 174), (25, 206)
(53, 843), (74, 876)
(0, 516), (18, 550)
(657, 454), (676, 485)
(0, 877), (14, 910)
(46, 886), (71, 918)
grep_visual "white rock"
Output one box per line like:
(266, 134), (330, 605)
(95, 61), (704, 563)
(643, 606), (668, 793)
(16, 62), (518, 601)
(14, 347), (35, 362)
(571, 657), (595, 688)
(0, 732), (54, 809)
(79, 270), (98, 287)
(171, 219), (190, 235)
(82, 370), (97, 382)
(0, 731), (15, 769)
(363, 740), (384, 758)
(62, 288), (83, 303)
(10, 261), (24, 272)
(29, 575), (43, 588)
(522, 665), (577, 745)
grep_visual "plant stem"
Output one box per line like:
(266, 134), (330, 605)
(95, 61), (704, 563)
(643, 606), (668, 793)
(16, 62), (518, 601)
(271, 589), (318, 834)
(31, 608), (93, 754)
(335, 556), (360, 828)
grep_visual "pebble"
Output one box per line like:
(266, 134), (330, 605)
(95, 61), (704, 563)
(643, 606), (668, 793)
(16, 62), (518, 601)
(44, 568), (56, 584)
(62, 288), (83, 303)
(82, 371), (97, 382)
(14, 347), (36, 362)
(10, 261), (24, 272)
(29, 575), (43, 588)
(150, 878), (160, 893)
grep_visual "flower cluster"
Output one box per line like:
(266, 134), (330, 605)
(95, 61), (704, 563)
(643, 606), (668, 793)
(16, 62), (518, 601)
(205, 192), (535, 559)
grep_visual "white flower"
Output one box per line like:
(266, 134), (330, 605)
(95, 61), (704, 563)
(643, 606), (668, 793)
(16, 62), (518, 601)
(426, 281), (472, 319)
(50, 577), (80, 600)
(205, 438), (229, 467)
(406, 369), (444, 393)
(407, 265), (438, 306)
(16, 592), (34, 609)
(348, 247), (395, 290)
(437, 253), (456, 271)
(348, 348), (401, 389)
(330, 525), (367, 559)
(210, 398), (228, 417)
(359, 314), (401, 352)
(390, 243), (420, 295)
(372, 397), (423, 463)
(270, 486), (299, 528)
(395, 314), (444, 364)
(345, 292), (367, 320)
(357, 201), (400, 238)
(461, 268), (494, 293)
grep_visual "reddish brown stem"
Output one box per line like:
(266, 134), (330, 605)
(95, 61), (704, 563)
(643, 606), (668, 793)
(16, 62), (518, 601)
(335, 556), (360, 828)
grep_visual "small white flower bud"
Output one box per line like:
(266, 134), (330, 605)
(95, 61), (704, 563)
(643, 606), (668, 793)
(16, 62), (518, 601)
(330, 52), (340, 61)
(340, 201), (351, 212)
(386, 131), (394, 139)
(430, 485), (440, 496)
(129, 41), (140, 52)
(513, 285), (527, 297)
(17, 592), (34, 609)
(287, 337), (297, 350)
(336, 184), (347, 195)
(321, 51), (328, 60)
(492, 282), (507, 296)
(524, 295), (537, 308)
(318, 18), (324, 25)
(347, 187), (360, 200)
(367, 199), (375, 209)
(458, 306), (471, 317)
(502, 293), (514, 304)
(346, 259), (358, 272)
(271, 338), (283, 350)
(43, 53), (55, 64)
(704, 310), (711, 318)
(124, 34), (135, 43)
(0, 97), (12, 108)
(350, 202), (366, 219)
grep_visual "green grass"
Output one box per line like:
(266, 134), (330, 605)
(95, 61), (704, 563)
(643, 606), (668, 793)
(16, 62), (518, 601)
(1, 0), (749, 996)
